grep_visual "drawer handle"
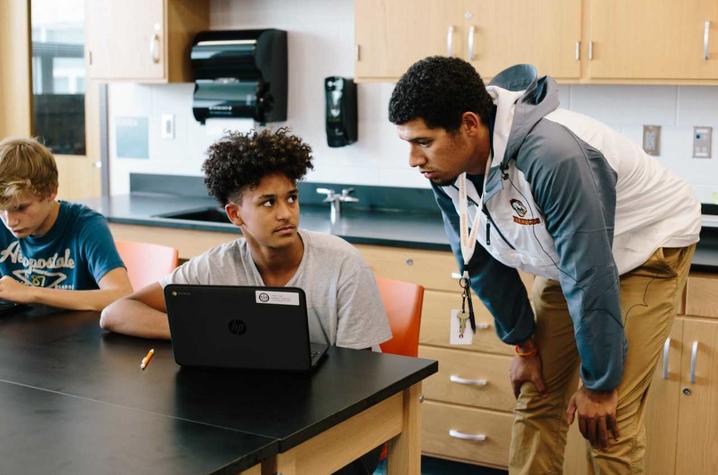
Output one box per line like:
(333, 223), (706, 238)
(690, 341), (699, 384)
(449, 429), (487, 442)
(450, 375), (487, 386)
(662, 336), (671, 380)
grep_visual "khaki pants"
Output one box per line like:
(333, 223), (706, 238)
(509, 245), (695, 475)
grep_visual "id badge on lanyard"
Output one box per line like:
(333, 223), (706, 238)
(455, 172), (480, 340)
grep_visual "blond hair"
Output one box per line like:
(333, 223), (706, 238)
(0, 137), (58, 208)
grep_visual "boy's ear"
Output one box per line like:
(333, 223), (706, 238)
(224, 202), (244, 226)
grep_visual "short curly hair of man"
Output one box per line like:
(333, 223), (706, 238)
(388, 56), (494, 132)
(202, 128), (314, 205)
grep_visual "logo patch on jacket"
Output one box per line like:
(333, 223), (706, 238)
(510, 199), (540, 225)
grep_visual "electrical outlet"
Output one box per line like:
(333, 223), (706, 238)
(693, 126), (712, 158)
(161, 114), (175, 140)
(642, 125), (661, 156)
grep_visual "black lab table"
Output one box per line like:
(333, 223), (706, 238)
(0, 306), (437, 474)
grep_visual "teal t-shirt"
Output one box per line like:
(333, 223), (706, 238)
(0, 202), (124, 290)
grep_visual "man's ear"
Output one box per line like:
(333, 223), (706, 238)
(225, 202), (244, 227)
(461, 111), (482, 135)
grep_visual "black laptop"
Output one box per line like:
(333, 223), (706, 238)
(164, 284), (328, 371)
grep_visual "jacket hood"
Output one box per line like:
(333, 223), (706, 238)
(486, 74), (560, 169)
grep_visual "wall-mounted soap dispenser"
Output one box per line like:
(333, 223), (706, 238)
(325, 76), (357, 147)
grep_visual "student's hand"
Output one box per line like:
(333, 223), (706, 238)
(0, 276), (35, 304)
(509, 351), (546, 399)
(566, 386), (619, 449)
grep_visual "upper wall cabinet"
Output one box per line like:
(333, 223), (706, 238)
(588, 0), (718, 80)
(85, 0), (209, 82)
(355, 0), (581, 81)
(355, 0), (464, 80)
(356, 0), (718, 84)
(463, 0), (581, 80)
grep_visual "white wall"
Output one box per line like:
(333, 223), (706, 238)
(108, 0), (718, 204)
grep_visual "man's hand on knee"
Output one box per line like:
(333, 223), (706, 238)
(566, 387), (620, 449)
(509, 338), (547, 399)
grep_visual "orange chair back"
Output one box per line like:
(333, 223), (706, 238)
(376, 275), (424, 357)
(115, 240), (179, 290)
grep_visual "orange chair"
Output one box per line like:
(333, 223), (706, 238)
(375, 274), (425, 465)
(376, 274), (424, 357)
(115, 240), (179, 290)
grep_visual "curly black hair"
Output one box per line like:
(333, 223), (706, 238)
(202, 128), (313, 205)
(388, 56), (494, 132)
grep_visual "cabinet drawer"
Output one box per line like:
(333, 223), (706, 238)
(356, 244), (458, 292)
(420, 290), (513, 356)
(422, 400), (512, 468)
(419, 346), (514, 411)
(685, 273), (718, 319)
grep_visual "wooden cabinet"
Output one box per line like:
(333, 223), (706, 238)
(85, 0), (208, 82)
(355, 0), (463, 80)
(356, 0), (718, 83)
(355, 0), (581, 81)
(462, 0), (581, 80)
(564, 273), (718, 475)
(587, 0), (718, 80)
(109, 223), (238, 259)
(355, 243), (522, 469)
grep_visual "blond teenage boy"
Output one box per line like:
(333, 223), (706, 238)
(0, 137), (132, 310)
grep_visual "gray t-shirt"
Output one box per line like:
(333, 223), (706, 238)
(160, 229), (392, 349)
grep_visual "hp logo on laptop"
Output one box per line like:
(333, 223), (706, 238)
(227, 319), (246, 335)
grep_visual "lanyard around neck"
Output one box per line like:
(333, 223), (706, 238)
(458, 172), (482, 267)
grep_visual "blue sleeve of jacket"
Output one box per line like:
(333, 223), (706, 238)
(432, 183), (535, 344)
(517, 119), (626, 392)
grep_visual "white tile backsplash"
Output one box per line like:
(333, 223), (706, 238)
(107, 0), (718, 203)
(570, 85), (679, 127)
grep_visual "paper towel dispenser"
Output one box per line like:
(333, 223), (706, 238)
(191, 29), (287, 125)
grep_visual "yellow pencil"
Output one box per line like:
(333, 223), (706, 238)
(140, 348), (155, 370)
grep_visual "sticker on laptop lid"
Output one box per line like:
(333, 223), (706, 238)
(255, 290), (300, 306)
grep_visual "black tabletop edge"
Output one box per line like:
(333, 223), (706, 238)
(277, 359), (438, 452)
(210, 439), (278, 475)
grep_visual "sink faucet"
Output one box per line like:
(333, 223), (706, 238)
(316, 187), (359, 225)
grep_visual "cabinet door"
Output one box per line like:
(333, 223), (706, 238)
(355, 0), (463, 79)
(561, 319), (684, 475)
(643, 318), (683, 475)
(588, 0), (718, 79)
(463, 0), (581, 80)
(675, 319), (718, 474)
(85, 0), (165, 80)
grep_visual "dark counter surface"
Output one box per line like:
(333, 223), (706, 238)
(82, 193), (718, 271)
(82, 193), (451, 251)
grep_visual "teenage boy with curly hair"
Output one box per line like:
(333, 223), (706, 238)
(101, 128), (392, 350)
(0, 137), (131, 310)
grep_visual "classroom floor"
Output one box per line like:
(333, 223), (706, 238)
(374, 456), (507, 475)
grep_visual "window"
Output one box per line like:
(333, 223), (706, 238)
(31, 0), (85, 155)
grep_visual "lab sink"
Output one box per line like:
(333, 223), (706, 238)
(155, 207), (230, 224)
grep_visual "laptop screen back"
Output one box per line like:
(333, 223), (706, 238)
(165, 285), (315, 371)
